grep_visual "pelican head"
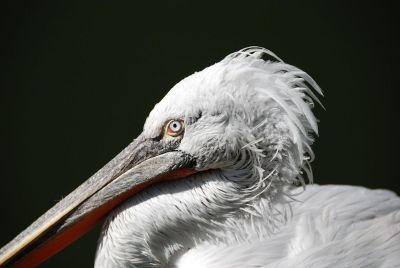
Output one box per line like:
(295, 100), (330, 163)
(0, 47), (321, 267)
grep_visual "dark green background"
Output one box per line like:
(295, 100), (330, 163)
(1, 1), (399, 267)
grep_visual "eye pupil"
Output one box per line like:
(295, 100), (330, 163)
(171, 121), (180, 131)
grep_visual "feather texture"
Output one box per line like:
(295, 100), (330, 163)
(94, 47), (400, 268)
(176, 185), (400, 268)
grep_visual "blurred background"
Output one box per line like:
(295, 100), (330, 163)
(1, 0), (399, 267)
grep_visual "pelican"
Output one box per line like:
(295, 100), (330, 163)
(1, 47), (399, 268)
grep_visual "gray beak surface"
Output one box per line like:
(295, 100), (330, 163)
(0, 136), (196, 267)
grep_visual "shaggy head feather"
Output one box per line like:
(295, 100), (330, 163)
(145, 46), (321, 197)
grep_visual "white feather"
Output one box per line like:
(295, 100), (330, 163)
(94, 47), (400, 268)
(176, 185), (400, 268)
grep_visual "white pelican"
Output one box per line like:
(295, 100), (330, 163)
(0, 47), (399, 268)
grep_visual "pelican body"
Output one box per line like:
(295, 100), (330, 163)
(0, 47), (399, 267)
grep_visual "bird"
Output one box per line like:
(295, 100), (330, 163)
(0, 47), (399, 268)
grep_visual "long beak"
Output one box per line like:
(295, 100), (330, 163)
(0, 136), (196, 267)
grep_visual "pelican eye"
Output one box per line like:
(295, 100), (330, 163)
(165, 119), (184, 137)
